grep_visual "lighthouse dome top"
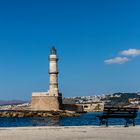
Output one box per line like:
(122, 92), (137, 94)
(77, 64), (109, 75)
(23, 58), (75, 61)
(50, 47), (57, 55)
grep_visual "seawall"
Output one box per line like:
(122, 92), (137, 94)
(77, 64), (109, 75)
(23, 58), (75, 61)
(0, 110), (81, 118)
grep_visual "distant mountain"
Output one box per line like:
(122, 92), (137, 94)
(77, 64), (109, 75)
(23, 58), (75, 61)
(0, 100), (29, 105)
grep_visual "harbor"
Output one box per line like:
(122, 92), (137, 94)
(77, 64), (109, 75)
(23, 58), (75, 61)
(0, 0), (140, 140)
(0, 112), (140, 127)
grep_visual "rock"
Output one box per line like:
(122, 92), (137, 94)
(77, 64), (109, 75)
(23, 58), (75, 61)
(12, 112), (18, 117)
(0, 110), (81, 118)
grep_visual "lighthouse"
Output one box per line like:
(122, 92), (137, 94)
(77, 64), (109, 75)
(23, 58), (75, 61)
(31, 47), (62, 111)
(49, 47), (59, 96)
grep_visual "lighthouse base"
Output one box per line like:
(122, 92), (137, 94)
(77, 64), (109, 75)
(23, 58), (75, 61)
(31, 92), (62, 111)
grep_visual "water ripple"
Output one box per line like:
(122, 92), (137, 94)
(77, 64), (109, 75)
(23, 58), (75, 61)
(0, 112), (140, 127)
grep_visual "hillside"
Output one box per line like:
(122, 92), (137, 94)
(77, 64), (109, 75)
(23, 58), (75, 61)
(0, 100), (28, 105)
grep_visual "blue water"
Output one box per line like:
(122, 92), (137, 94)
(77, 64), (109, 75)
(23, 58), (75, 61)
(0, 112), (140, 127)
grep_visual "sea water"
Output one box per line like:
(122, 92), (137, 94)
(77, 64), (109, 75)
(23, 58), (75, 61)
(0, 112), (140, 127)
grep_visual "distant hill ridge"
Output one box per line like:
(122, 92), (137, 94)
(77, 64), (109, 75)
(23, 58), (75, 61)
(0, 100), (29, 105)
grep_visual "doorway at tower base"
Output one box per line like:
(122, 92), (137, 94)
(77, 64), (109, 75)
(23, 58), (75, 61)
(31, 92), (62, 111)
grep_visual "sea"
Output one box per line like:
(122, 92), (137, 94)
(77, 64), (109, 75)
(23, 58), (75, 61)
(0, 111), (140, 127)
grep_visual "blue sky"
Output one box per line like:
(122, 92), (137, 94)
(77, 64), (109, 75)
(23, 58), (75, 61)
(0, 0), (140, 100)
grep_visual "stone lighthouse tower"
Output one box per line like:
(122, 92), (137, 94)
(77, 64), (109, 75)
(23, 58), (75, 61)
(49, 47), (59, 96)
(31, 47), (62, 111)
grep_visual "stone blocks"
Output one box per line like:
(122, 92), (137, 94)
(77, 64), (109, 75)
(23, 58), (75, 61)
(31, 94), (62, 111)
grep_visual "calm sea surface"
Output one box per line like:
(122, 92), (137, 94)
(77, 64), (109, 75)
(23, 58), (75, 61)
(0, 111), (140, 127)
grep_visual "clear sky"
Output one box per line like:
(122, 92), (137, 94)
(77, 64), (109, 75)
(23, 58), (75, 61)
(0, 0), (140, 100)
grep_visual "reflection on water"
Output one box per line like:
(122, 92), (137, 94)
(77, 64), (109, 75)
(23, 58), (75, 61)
(31, 117), (60, 126)
(0, 112), (140, 127)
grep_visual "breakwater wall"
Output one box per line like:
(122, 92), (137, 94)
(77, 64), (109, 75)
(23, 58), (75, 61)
(0, 110), (81, 118)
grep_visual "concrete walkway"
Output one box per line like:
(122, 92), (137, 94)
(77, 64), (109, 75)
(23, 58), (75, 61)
(0, 126), (140, 140)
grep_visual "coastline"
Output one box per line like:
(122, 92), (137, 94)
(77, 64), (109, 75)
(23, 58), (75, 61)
(0, 126), (140, 140)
